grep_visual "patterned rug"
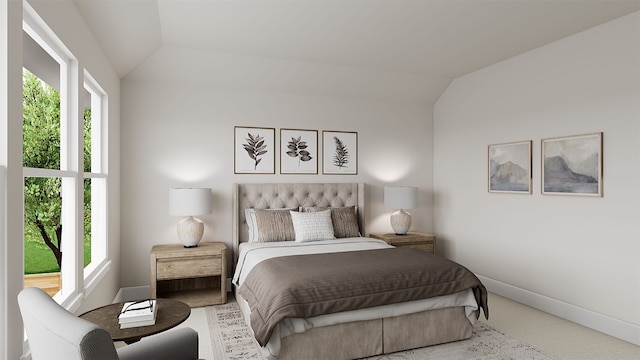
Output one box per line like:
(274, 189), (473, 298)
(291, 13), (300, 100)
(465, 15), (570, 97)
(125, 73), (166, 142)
(206, 299), (558, 360)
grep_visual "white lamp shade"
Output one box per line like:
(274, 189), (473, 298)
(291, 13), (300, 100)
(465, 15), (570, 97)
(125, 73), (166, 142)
(384, 186), (418, 210)
(169, 188), (212, 216)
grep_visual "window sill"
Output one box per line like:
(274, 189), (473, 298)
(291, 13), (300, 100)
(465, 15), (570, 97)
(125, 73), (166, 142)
(83, 259), (112, 297)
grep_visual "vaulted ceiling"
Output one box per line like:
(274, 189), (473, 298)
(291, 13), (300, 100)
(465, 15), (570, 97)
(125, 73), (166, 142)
(73, 1), (640, 80)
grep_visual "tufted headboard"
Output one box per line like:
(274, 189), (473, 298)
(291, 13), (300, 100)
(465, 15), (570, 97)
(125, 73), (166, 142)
(232, 183), (365, 265)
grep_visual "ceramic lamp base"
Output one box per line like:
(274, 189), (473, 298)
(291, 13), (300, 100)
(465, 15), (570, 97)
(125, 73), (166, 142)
(176, 216), (204, 247)
(390, 209), (412, 235)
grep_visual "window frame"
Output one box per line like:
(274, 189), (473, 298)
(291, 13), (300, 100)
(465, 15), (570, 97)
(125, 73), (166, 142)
(82, 71), (110, 294)
(22, 4), (110, 307)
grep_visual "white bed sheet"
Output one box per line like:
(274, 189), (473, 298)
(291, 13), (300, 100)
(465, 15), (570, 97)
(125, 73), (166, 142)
(232, 238), (479, 359)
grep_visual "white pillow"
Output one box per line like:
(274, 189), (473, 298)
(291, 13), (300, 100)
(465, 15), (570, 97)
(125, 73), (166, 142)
(289, 210), (335, 243)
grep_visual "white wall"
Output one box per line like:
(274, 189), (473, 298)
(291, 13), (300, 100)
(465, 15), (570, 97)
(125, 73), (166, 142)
(434, 12), (640, 344)
(120, 49), (439, 286)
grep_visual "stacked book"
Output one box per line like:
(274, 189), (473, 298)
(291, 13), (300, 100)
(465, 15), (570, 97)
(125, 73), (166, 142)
(118, 299), (157, 329)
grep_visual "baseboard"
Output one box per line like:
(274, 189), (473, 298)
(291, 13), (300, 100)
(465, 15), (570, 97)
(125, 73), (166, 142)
(113, 285), (150, 303)
(477, 275), (640, 346)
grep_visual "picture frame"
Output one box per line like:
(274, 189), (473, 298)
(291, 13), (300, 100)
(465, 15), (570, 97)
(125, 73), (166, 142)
(234, 126), (275, 174)
(280, 128), (318, 174)
(488, 140), (532, 194)
(322, 130), (357, 175)
(542, 132), (602, 196)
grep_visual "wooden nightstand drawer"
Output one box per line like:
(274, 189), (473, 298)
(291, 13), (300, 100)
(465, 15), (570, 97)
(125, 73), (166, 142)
(156, 256), (221, 280)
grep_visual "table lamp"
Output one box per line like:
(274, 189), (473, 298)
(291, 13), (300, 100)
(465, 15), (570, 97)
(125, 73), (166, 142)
(384, 186), (418, 235)
(169, 188), (212, 247)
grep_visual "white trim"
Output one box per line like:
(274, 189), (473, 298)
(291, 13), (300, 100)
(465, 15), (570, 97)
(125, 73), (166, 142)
(83, 69), (106, 174)
(477, 275), (640, 346)
(83, 259), (111, 296)
(22, 3), (73, 66)
(82, 70), (109, 288)
(22, 167), (75, 178)
(83, 172), (107, 179)
(55, 291), (84, 314)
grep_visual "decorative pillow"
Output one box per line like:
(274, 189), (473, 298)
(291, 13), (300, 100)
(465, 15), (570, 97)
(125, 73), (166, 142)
(329, 206), (361, 238)
(289, 210), (335, 243)
(300, 206), (360, 238)
(299, 206), (327, 213)
(246, 208), (297, 242)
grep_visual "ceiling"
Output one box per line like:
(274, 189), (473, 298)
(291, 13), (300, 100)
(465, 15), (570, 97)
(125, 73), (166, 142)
(72, 1), (640, 80)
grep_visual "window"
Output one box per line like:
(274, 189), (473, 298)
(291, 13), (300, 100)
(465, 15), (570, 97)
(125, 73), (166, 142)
(22, 6), (109, 304)
(82, 72), (109, 292)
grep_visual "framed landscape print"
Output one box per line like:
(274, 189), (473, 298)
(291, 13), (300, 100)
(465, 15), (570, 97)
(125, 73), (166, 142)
(542, 132), (602, 196)
(322, 130), (357, 175)
(280, 128), (318, 174)
(488, 140), (532, 194)
(234, 126), (275, 174)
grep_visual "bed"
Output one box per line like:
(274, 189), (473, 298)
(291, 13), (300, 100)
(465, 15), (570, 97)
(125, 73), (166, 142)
(231, 183), (488, 360)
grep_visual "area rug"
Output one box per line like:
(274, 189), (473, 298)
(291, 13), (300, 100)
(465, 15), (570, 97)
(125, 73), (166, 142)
(206, 299), (558, 360)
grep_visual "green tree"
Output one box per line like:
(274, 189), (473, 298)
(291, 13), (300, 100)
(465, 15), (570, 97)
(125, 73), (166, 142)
(23, 69), (91, 271)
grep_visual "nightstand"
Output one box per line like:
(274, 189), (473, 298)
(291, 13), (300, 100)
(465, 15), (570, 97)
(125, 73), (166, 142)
(370, 232), (436, 254)
(150, 242), (227, 307)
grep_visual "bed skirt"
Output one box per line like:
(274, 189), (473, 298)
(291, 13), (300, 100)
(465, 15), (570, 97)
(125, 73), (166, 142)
(236, 291), (473, 360)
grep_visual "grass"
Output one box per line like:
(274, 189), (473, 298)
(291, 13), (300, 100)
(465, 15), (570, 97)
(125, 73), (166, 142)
(24, 237), (91, 275)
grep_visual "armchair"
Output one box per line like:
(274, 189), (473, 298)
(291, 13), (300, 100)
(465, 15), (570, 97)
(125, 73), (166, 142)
(18, 287), (199, 360)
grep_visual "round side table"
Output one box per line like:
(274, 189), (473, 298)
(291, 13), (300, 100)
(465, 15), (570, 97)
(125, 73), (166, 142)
(80, 298), (190, 344)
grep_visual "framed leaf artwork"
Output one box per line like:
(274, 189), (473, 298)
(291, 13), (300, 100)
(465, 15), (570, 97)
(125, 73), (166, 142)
(280, 129), (318, 174)
(322, 130), (357, 175)
(542, 132), (603, 196)
(234, 126), (275, 174)
(488, 140), (532, 194)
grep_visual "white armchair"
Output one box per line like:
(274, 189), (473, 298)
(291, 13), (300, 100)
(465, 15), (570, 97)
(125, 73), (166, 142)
(18, 287), (200, 360)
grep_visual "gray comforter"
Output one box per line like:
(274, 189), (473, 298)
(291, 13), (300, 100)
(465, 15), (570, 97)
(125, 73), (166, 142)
(238, 247), (489, 346)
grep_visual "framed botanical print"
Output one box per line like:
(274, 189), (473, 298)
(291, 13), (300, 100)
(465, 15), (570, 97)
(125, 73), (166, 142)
(322, 130), (357, 175)
(234, 126), (275, 174)
(488, 140), (532, 194)
(280, 128), (318, 174)
(542, 132), (603, 196)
